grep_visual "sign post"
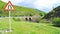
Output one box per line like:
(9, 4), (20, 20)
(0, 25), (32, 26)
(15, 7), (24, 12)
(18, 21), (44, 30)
(9, 11), (11, 32)
(3, 1), (15, 32)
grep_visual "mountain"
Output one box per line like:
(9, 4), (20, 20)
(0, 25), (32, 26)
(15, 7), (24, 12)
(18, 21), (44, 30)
(0, 1), (46, 17)
(43, 6), (60, 19)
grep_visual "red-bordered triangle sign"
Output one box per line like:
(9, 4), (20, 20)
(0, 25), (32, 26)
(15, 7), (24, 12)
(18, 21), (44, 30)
(4, 1), (15, 11)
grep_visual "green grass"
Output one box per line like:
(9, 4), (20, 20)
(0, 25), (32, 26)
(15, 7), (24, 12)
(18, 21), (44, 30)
(0, 18), (60, 34)
(0, 18), (9, 30)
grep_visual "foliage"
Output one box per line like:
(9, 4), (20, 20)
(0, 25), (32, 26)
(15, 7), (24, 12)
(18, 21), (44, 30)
(44, 6), (60, 19)
(40, 19), (51, 23)
(13, 18), (21, 21)
(32, 14), (41, 23)
(52, 17), (60, 26)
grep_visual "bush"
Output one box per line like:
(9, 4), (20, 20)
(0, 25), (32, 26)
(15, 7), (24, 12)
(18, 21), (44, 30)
(52, 17), (60, 26)
(32, 14), (40, 23)
(40, 19), (51, 23)
(13, 18), (21, 21)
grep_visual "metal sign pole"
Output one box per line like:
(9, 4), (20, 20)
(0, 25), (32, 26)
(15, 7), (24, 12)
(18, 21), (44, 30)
(9, 11), (12, 32)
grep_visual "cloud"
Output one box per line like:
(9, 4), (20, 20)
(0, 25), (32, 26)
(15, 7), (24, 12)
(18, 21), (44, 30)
(1, 0), (35, 8)
(33, 0), (60, 12)
(16, 0), (35, 8)
(1, 0), (25, 5)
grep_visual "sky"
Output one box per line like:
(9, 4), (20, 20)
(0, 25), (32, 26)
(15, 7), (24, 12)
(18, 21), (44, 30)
(1, 0), (60, 13)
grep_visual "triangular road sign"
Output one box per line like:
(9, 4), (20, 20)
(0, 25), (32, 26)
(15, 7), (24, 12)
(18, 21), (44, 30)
(4, 1), (15, 11)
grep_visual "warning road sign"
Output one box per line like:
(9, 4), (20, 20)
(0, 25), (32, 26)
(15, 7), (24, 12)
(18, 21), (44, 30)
(4, 1), (15, 11)
(3, 1), (15, 32)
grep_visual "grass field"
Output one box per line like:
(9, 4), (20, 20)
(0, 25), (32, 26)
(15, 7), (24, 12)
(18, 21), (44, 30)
(0, 18), (60, 34)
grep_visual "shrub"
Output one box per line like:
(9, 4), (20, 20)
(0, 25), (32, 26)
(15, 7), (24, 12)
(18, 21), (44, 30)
(32, 14), (40, 23)
(52, 17), (60, 26)
(40, 19), (51, 23)
(13, 18), (21, 21)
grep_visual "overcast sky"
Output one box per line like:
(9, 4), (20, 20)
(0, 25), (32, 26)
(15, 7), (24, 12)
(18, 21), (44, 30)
(1, 0), (60, 13)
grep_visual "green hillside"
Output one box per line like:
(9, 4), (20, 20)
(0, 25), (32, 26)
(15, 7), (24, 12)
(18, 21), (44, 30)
(0, 1), (46, 17)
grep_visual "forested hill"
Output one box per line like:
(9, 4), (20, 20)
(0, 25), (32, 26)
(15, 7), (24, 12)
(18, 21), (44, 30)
(43, 6), (60, 19)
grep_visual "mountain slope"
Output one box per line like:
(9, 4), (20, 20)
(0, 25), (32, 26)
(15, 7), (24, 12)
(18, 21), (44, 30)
(0, 1), (46, 17)
(43, 6), (60, 19)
